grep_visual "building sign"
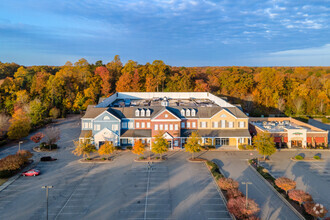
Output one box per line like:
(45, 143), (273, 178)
(293, 132), (303, 136)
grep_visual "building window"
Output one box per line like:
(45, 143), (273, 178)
(175, 124), (179, 130)
(220, 114), (227, 117)
(228, 121), (234, 128)
(83, 122), (88, 129)
(155, 124), (158, 130)
(128, 122), (134, 129)
(122, 139), (127, 144)
(165, 124), (168, 130)
(213, 122), (218, 128)
(174, 140), (179, 146)
(165, 114), (168, 118)
(136, 122), (140, 128)
(201, 121), (207, 128)
(122, 122), (128, 129)
(239, 121), (245, 128)
(141, 122), (145, 128)
(89, 123), (92, 128)
(141, 109), (145, 117)
(147, 122), (150, 128)
(142, 139), (145, 144)
(103, 116), (110, 120)
(94, 124), (100, 131)
(181, 122), (185, 128)
(135, 109), (139, 117)
(186, 109), (190, 116)
(238, 138), (244, 143)
(112, 124), (118, 131)
(170, 124), (173, 130)
(160, 124), (163, 130)
(191, 109), (196, 116)
(192, 122), (196, 128)
(181, 109), (185, 116)
(146, 109), (151, 117)
(221, 120), (226, 128)
(187, 122), (191, 128)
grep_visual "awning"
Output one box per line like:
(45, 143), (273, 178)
(120, 129), (152, 138)
(181, 129), (251, 138)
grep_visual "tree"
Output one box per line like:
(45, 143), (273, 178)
(303, 202), (328, 218)
(132, 140), (146, 158)
(49, 107), (60, 119)
(7, 108), (31, 140)
(98, 141), (115, 159)
(218, 178), (239, 191)
(30, 132), (45, 143)
(226, 188), (244, 200)
(253, 132), (276, 160)
(275, 177), (296, 194)
(227, 196), (260, 219)
(151, 133), (168, 160)
(72, 132), (96, 159)
(28, 99), (47, 126)
(95, 66), (112, 96)
(0, 113), (10, 136)
(288, 190), (313, 206)
(44, 126), (60, 146)
(185, 131), (201, 159)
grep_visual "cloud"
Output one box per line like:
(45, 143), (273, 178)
(270, 44), (330, 56)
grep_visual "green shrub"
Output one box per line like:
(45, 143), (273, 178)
(115, 146), (122, 150)
(213, 172), (224, 180)
(101, 157), (106, 160)
(86, 158), (92, 160)
(139, 156), (145, 160)
(0, 154), (27, 178)
(321, 117), (330, 123)
(246, 145), (255, 150)
(295, 155), (304, 160)
(39, 142), (57, 150)
(208, 145), (216, 149)
(313, 155), (320, 160)
(238, 144), (246, 150)
(126, 146), (132, 150)
(206, 161), (217, 168)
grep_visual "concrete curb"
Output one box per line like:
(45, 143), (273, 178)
(248, 163), (305, 220)
(204, 162), (236, 220)
(290, 158), (325, 162)
(0, 160), (39, 192)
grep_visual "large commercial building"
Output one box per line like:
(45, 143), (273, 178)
(80, 92), (251, 149)
(249, 117), (328, 148)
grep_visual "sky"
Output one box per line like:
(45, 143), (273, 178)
(0, 0), (329, 66)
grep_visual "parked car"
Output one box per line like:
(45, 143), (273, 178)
(22, 169), (40, 176)
(40, 156), (57, 161)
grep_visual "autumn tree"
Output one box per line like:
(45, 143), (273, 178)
(151, 133), (168, 160)
(132, 140), (146, 158)
(227, 196), (260, 219)
(29, 99), (47, 126)
(226, 188), (244, 200)
(288, 190), (313, 206)
(303, 202), (328, 218)
(218, 178), (239, 191)
(98, 141), (115, 159)
(30, 132), (45, 143)
(253, 132), (276, 160)
(49, 107), (60, 119)
(72, 132), (96, 159)
(194, 79), (210, 92)
(275, 177), (296, 194)
(7, 108), (31, 140)
(95, 66), (112, 96)
(44, 126), (60, 146)
(149, 60), (167, 92)
(185, 131), (201, 159)
(0, 113), (10, 136)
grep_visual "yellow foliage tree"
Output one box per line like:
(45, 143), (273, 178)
(132, 140), (146, 158)
(72, 131), (96, 159)
(98, 141), (115, 159)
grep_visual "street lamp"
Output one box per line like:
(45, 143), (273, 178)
(42, 186), (53, 220)
(241, 182), (252, 209)
(18, 141), (23, 152)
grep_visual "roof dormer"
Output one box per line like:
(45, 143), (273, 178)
(146, 109), (151, 117)
(141, 109), (145, 117)
(135, 109), (140, 117)
(191, 109), (196, 117)
(186, 109), (191, 116)
(181, 109), (185, 117)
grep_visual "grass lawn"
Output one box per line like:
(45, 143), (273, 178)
(0, 178), (8, 186)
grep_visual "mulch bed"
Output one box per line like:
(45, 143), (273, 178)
(79, 157), (114, 163)
(187, 157), (207, 162)
(32, 147), (58, 152)
(134, 158), (166, 162)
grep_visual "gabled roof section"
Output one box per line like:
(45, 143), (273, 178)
(151, 107), (181, 121)
(225, 107), (248, 118)
(82, 105), (108, 119)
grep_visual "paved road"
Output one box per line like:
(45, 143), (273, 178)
(260, 150), (330, 218)
(203, 151), (302, 220)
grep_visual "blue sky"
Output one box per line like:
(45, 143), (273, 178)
(0, 0), (329, 66)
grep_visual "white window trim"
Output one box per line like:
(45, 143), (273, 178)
(141, 122), (145, 128)
(187, 122), (191, 128)
(175, 124), (179, 130)
(169, 124), (173, 130)
(192, 122), (196, 128)
(164, 124), (168, 130)
(155, 124), (158, 130)
(147, 122), (150, 128)
(136, 122), (140, 128)
(135, 109), (139, 117)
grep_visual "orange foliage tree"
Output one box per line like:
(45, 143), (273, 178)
(7, 108), (31, 140)
(303, 202), (328, 218)
(275, 177), (296, 194)
(227, 196), (260, 219)
(132, 140), (146, 158)
(218, 178), (239, 191)
(288, 190), (313, 206)
(98, 141), (115, 159)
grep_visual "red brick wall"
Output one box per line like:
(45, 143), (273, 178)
(151, 121), (181, 137)
(134, 119), (151, 129)
(154, 110), (179, 120)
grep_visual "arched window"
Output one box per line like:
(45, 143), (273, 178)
(186, 109), (190, 117)
(103, 116), (110, 120)
(135, 109), (140, 117)
(146, 109), (151, 117)
(181, 109), (185, 116)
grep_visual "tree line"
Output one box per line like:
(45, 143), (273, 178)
(0, 56), (329, 139)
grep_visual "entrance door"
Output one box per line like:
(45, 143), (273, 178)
(291, 140), (302, 148)
(215, 138), (221, 146)
(220, 138), (229, 146)
(167, 140), (172, 148)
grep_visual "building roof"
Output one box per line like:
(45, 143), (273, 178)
(120, 129), (152, 138)
(79, 130), (92, 138)
(181, 129), (251, 138)
(82, 105), (108, 119)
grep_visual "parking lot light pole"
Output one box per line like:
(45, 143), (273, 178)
(18, 141), (23, 152)
(42, 186), (53, 220)
(241, 182), (252, 209)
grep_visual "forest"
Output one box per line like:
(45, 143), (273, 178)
(0, 55), (329, 140)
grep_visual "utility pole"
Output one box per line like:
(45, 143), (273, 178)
(42, 186), (53, 220)
(241, 182), (252, 209)
(18, 141), (23, 152)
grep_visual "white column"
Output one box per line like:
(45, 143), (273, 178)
(171, 140), (173, 150)
(236, 138), (239, 149)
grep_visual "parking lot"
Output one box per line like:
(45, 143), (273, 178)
(0, 151), (231, 220)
